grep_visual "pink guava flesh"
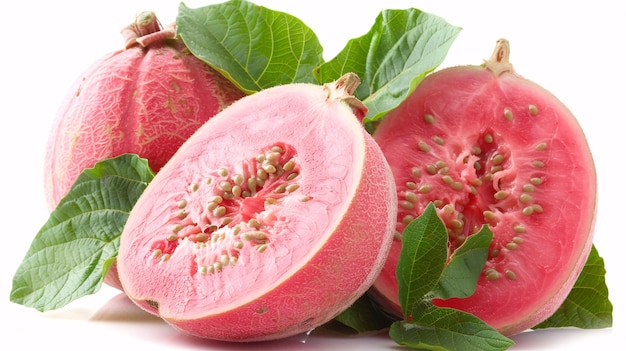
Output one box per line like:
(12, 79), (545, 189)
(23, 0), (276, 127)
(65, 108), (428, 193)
(43, 11), (244, 213)
(371, 39), (597, 336)
(117, 74), (397, 342)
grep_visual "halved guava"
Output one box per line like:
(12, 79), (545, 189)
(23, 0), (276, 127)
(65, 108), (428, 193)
(370, 39), (597, 336)
(117, 73), (397, 342)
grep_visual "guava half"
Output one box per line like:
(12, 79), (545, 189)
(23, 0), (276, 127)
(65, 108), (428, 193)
(117, 73), (397, 342)
(370, 39), (597, 336)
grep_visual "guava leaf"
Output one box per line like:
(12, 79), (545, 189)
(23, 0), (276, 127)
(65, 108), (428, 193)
(432, 225), (492, 300)
(176, 0), (324, 94)
(389, 301), (514, 351)
(533, 245), (613, 330)
(391, 204), (513, 350)
(331, 293), (393, 333)
(396, 202), (448, 317)
(314, 8), (461, 126)
(10, 154), (154, 312)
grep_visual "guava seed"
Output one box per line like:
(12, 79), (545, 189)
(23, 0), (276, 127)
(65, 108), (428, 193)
(485, 268), (500, 281)
(505, 270), (517, 280)
(503, 108), (514, 121)
(151, 143), (308, 276)
(424, 113), (435, 124)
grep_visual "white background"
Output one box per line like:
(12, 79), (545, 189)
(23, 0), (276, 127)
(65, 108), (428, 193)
(0, 1), (622, 349)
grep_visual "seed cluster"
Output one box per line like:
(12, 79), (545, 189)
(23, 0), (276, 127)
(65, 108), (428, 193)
(397, 105), (549, 282)
(150, 143), (308, 276)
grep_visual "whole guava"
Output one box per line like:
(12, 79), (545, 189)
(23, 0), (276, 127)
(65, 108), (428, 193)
(44, 11), (245, 213)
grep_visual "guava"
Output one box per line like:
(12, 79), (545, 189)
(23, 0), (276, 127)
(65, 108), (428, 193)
(43, 11), (244, 212)
(370, 39), (597, 336)
(117, 73), (398, 342)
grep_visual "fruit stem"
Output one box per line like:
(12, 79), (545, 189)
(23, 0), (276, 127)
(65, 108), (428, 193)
(121, 11), (177, 50)
(326, 73), (369, 121)
(483, 38), (514, 77)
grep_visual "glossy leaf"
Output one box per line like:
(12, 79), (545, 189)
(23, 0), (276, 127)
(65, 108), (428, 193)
(534, 245), (613, 329)
(314, 8), (460, 126)
(390, 301), (514, 351)
(177, 0), (324, 93)
(396, 202), (448, 317)
(433, 225), (492, 300)
(10, 154), (154, 311)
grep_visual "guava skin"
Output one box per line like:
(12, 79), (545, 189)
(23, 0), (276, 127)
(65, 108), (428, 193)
(117, 74), (398, 342)
(370, 39), (597, 336)
(43, 12), (244, 213)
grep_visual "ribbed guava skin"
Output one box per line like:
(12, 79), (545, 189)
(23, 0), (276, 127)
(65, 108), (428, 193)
(371, 40), (597, 336)
(43, 13), (244, 214)
(117, 75), (398, 342)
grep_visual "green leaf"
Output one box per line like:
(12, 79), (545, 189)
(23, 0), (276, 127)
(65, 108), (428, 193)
(533, 245), (613, 330)
(391, 205), (513, 350)
(176, 0), (324, 93)
(396, 202), (448, 317)
(331, 293), (393, 333)
(390, 302), (514, 351)
(314, 8), (461, 126)
(10, 154), (154, 311)
(432, 225), (492, 300)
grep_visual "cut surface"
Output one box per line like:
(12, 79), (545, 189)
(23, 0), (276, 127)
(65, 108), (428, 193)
(371, 40), (597, 335)
(118, 76), (397, 341)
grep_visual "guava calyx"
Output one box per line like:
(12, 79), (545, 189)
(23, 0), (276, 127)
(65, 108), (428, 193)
(121, 11), (177, 49)
(483, 38), (514, 76)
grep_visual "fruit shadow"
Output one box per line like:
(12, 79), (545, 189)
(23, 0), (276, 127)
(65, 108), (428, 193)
(163, 327), (399, 351)
(89, 292), (400, 350)
(89, 291), (163, 323)
(510, 327), (613, 349)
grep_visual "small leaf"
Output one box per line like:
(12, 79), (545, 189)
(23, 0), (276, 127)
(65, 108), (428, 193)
(331, 293), (393, 333)
(177, 0), (324, 93)
(314, 8), (461, 125)
(10, 154), (154, 311)
(390, 302), (514, 351)
(533, 245), (613, 330)
(433, 225), (492, 300)
(396, 202), (448, 317)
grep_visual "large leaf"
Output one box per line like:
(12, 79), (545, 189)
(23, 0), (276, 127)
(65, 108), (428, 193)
(390, 302), (514, 351)
(432, 225), (492, 300)
(331, 293), (392, 333)
(396, 202), (448, 317)
(314, 8), (461, 126)
(10, 154), (154, 311)
(391, 203), (513, 350)
(533, 245), (613, 329)
(176, 0), (324, 93)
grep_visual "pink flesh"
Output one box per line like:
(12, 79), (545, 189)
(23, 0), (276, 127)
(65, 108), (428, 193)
(372, 64), (597, 335)
(117, 81), (397, 341)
